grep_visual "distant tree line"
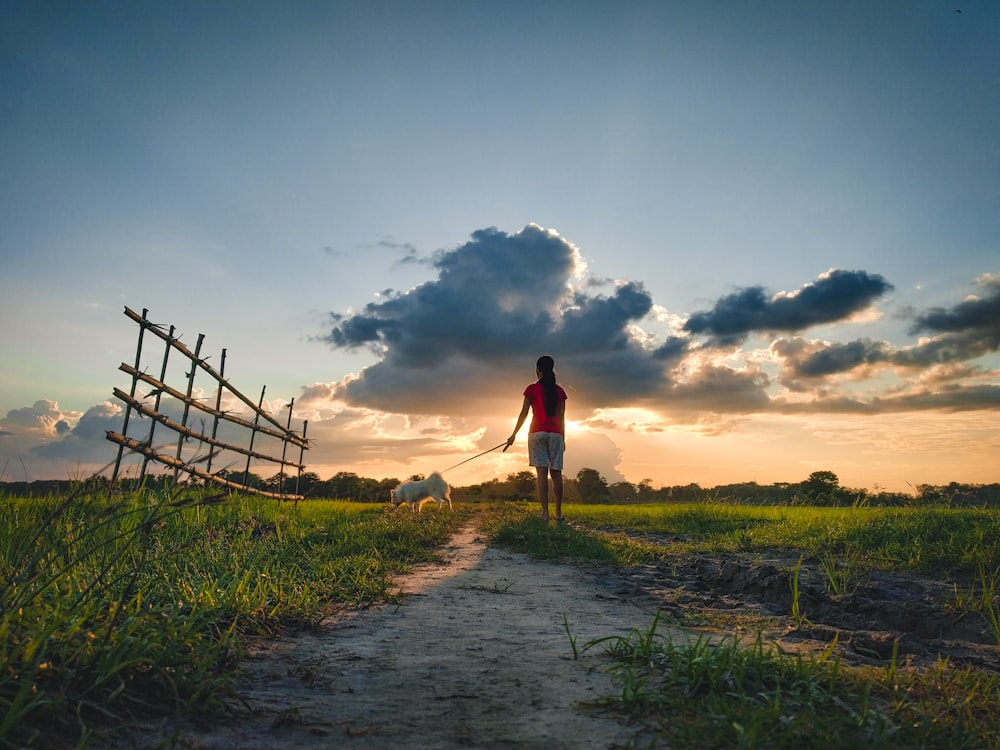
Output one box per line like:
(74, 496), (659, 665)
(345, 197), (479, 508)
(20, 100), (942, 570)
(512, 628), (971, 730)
(2, 468), (998, 508)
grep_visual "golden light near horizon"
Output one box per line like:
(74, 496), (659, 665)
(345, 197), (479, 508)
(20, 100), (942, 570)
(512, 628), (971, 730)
(0, 4), (996, 494)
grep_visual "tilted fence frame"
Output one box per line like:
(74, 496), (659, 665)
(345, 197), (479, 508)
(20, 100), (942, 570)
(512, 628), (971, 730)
(106, 306), (309, 500)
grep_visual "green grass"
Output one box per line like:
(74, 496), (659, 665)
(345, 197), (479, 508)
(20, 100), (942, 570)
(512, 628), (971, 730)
(0, 488), (468, 748)
(483, 501), (1000, 749)
(478, 502), (663, 566)
(578, 611), (1000, 749)
(6, 495), (999, 748)
(553, 502), (1000, 578)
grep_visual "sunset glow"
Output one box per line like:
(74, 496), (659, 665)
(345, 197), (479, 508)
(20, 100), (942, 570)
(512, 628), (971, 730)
(1, 3), (997, 494)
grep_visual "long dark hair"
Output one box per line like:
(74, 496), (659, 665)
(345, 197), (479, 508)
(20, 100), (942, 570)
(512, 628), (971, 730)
(536, 355), (558, 417)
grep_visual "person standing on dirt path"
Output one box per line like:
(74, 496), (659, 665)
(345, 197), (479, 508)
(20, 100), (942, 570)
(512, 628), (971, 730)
(505, 355), (568, 522)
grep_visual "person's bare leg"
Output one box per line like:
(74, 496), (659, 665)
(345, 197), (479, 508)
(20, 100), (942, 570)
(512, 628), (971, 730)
(552, 469), (563, 520)
(536, 467), (549, 520)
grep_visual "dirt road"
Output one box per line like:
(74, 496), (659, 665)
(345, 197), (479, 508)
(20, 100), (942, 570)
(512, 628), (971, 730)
(169, 518), (663, 749)
(143, 512), (998, 750)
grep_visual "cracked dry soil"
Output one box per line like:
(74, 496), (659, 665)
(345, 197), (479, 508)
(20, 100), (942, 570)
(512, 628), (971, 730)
(143, 515), (998, 750)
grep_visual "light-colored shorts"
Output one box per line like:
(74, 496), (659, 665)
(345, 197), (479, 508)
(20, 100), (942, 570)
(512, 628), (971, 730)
(528, 431), (565, 471)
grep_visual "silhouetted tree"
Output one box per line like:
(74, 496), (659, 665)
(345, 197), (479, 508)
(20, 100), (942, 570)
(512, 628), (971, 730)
(801, 470), (841, 505)
(576, 468), (610, 503)
(266, 470), (322, 496)
(609, 481), (638, 504)
(508, 471), (537, 498)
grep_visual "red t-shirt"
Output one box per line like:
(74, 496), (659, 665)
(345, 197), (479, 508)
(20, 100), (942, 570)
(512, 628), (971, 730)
(524, 382), (568, 434)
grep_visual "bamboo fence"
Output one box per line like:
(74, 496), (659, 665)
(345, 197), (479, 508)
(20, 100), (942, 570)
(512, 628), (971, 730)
(107, 306), (309, 500)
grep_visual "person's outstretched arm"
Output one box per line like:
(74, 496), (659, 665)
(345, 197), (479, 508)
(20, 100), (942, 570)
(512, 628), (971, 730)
(505, 396), (531, 450)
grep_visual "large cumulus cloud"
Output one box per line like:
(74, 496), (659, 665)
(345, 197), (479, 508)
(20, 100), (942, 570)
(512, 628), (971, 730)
(324, 224), (672, 413)
(327, 225), (577, 362)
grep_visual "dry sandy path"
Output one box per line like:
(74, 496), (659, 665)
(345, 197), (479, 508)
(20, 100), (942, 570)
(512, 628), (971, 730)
(174, 517), (665, 749)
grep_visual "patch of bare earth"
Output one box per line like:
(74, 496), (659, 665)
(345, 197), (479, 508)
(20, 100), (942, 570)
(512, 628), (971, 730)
(131, 516), (997, 749)
(608, 530), (1000, 674)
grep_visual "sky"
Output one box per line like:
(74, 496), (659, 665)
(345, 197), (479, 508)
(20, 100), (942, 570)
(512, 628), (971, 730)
(1, 1), (998, 494)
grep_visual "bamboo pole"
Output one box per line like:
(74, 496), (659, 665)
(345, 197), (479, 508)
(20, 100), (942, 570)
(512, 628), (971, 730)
(294, 420), (309, 508)
(117, 364), (308, 447)
(278, 398), (295, 501)
(141, 323), (175, 481)
(112, 307), (311, 500)
(242, 386), (266, 490)
(173, 333), (204, 483)
(124, 306), (289, 435)
(204, 348), (227, 477)
(112, 307), (149, 481)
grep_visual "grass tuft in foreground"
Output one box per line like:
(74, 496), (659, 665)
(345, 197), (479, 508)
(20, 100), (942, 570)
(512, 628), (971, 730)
(580, 611), (1000, 750)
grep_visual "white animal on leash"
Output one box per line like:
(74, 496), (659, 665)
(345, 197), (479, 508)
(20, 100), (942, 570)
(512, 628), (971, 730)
(390, 472), (453, 512)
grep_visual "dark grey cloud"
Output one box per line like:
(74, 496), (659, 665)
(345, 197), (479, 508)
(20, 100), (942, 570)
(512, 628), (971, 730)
(893, 329), (1000, 368)
(769, 275), (1000, 411)
(904, 276), (1000, 364)
(804, 339), (890, 376)
(327, 225), (572, 363)
(557, 282), (653, 351)
(32, 402), (121, 462)
(778, 330), (999, 382)
(774, 337), (891, 379)
(652, 335), (691, 362)
(324, 225), (672, 413)
(911, 276), (1000, 336)
(775, 276), (1000, 386)
(684, 269), (893, 346)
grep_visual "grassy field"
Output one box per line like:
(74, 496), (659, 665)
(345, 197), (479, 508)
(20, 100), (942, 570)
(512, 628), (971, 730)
(494, 501), (1000, 575)
(2, 492), (999, 748)
(0, 488), (469, 748)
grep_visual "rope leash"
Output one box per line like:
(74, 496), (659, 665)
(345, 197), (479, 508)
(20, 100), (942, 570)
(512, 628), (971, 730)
(439, 380), (574, 475)
(440, 441), (509, 473)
